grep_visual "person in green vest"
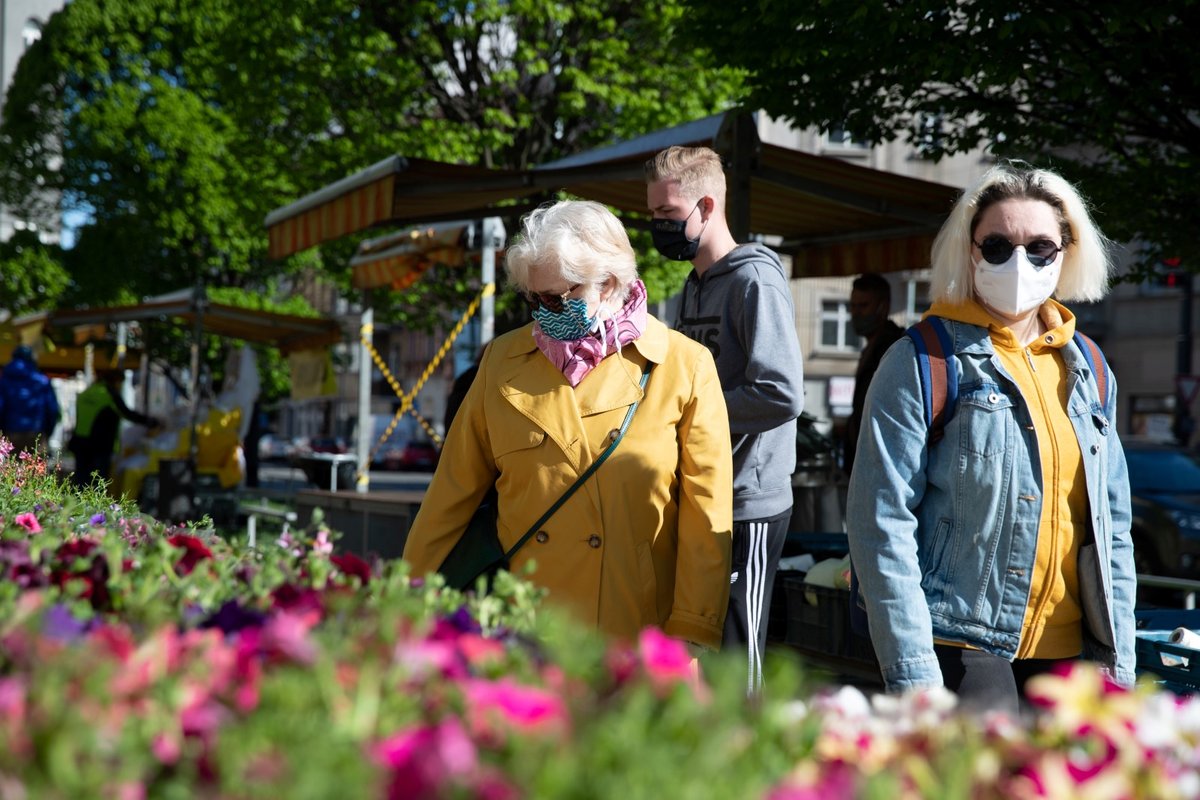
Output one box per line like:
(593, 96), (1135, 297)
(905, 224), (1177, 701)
(68, 370), (161, 488)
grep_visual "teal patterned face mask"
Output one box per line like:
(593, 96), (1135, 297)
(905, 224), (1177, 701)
(532, 296), (599, 341)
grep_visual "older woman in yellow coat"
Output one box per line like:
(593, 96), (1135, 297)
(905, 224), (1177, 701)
(403, 200), (733, 650)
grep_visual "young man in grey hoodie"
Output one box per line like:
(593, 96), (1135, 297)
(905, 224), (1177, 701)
(646, 146), (805, 692)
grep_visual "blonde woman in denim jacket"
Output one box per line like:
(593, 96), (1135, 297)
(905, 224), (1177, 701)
(846, 163), (1135, 714)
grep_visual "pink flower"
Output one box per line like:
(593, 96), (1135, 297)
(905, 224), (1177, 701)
(637, 627), (693, 687)
(766, 762), (858, 800)
(258, 611), (318, 664)
(151, 732), (181, 765)
(13, 513), (40, 533)
(312, 529), (333, 556)
(372, 719), (478, 800)
(462, 678), (569, 738)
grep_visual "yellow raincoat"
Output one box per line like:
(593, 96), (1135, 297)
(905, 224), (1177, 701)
(404, 316), (733, 649)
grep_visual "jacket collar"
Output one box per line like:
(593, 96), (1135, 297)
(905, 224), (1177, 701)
(495, 317), (663, 473)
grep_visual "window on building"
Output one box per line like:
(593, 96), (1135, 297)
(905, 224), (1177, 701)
(819, 299), (858, 352)
(899, 275), (932, 327)
(823, 125), (869, 151)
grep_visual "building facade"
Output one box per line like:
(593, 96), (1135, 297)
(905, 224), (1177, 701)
(0, 0), (66, 244)
(758, 115), (1200, 451)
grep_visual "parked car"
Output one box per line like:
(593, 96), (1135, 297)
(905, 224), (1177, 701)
(1125, 440), (1200, 579)
(309, 436), (349, 455)
(257, 434), (292, 463)
(370, 439), (408, 471)
(399, 440), (440, 472)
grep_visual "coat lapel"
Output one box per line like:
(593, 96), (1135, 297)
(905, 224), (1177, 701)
(497, 332), (588, 474)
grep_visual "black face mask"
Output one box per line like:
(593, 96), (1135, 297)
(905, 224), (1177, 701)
(851, 312), (885, 338)
(650, 202), (704, 261)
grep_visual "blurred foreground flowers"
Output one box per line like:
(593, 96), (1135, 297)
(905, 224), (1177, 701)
(0, 444), (1196, 798)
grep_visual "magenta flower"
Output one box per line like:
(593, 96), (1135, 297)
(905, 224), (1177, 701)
(462, 678), (569, 737)
(258, 610), (318, 665)
(766, 762), (858, 800)
(372, 719), (478, 800)
(637, 627), (693, 686)
(14, 513), (40, 533)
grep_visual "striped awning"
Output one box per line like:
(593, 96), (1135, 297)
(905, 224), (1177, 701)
(265, 157), (534, 260)
(264, 112), (963, 278)
(348, 222), (496, 291)
(36, 297), (344, 355)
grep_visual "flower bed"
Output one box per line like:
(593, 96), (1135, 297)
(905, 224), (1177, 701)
(0, 442), (1198, 799)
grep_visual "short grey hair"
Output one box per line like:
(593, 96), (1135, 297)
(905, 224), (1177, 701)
(505, 200), (639, 303)
(930, 162), (1114, 304)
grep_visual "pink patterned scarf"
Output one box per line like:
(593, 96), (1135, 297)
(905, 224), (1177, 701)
(533, 280), (648, 387)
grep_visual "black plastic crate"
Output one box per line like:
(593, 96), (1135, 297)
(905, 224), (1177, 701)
(767, 570), (802, 643)
(784, 579), (879, 673)
(1135, 633), (1200, 695)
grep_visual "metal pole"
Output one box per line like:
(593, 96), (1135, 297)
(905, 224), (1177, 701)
(1176, 271), (1195, 446)
(480, 217), (496, 346)
(188, 282), (207, 467)
(726, 112), (756, 243)
(356, 303), (373, 494)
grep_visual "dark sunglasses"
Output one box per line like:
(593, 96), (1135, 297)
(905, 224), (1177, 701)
(973, 235), (1064, 268)
(523, 283), (582, 313)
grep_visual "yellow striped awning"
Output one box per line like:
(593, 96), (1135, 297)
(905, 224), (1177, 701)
(265, 157), (535, 260)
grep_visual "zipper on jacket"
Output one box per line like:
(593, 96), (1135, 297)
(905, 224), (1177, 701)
(1024, 347), (1037, 373)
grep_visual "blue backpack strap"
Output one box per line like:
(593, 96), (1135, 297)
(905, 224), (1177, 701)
(905, 317), (958, 444)
(1073, 331), (1111, 417)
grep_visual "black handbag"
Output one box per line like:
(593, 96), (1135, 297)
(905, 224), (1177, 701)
(438, 364), (652, 591)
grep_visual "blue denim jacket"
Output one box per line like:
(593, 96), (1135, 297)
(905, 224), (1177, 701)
(846, 318), (1136, 692)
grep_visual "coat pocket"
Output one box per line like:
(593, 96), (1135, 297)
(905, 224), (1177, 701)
(1078, 541), (1116, 650)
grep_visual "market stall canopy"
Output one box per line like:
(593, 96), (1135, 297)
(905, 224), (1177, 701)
(349, 220), (506, 292)
(264, 110), (961, 278)
(529, 112), (960, 277)
(21, 291), (344, 355)
(264, 157), (533, 260)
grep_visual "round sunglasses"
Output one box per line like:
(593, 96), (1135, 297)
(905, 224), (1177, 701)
(973, 235), (1064, 268)
(523, 283), (582, 313)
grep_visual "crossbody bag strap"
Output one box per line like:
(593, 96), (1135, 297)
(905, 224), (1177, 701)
(504, 363), (653, 561)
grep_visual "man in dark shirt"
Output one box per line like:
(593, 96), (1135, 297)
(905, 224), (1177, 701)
(844, 273), (904, 477)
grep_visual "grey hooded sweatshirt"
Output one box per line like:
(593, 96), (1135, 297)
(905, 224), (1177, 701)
(675, 242), (805, 521)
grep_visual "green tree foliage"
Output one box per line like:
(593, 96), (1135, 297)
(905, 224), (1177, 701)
(0, 0), (742, 323)
(0, 231), (70, 315)
(681, 0), (1199, 271)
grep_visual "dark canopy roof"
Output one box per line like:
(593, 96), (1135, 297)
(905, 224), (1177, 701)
(24, 290), (344, 355)
(264, 111), (962, 277)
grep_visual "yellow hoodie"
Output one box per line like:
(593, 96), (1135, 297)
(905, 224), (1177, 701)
(926, 299), (1085, 659)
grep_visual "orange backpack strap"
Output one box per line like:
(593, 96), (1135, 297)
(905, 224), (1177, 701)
(1073, 331), (1111, 416)
(905, 317), (958, 445)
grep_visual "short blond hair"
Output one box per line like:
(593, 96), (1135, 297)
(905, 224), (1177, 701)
(930, 162), (1114, 304)
(504, 200), (639, 303)
(644, 146), (726, 205)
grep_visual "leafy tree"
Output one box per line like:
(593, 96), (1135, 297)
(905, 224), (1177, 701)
(681, 0), (1199, 272)
(0, 231), (70, 315)
(0, 0), (742, 320)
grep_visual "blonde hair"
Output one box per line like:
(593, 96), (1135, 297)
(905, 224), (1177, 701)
(644, 146), (727, 205)
(504, 200), (639, 303)
(930, 162), (1113, 304)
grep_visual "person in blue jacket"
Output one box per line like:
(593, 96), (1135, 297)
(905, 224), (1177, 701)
(0, 345), (60, 454)
(846, 163), (1135, 714)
